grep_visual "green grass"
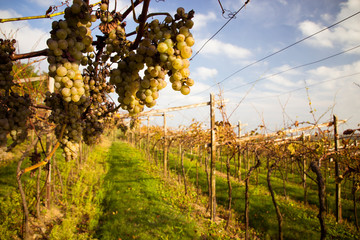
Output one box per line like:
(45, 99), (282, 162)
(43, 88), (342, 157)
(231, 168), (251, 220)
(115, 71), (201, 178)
(0, 143), (45, 239)
(49, 140), (111, 239)
(0, 159), (23, 239)
(0, 136), (112, 239)
(95, 141), (202, 240)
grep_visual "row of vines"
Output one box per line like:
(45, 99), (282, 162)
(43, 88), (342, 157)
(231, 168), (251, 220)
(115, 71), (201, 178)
(124, 103), (360, 240)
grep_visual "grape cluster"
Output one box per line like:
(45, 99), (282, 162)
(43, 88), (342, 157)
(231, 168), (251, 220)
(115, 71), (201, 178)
(0, 39), (33, 148)
(45, 92), (91, 160)
(109, 7), (195, 115)
(84, 63), (115, 104)
(82, 113), (103, 145)
(151, 8), (195, 95)
(0, 93), (32, 147)
(82, 98), (116, 145)
(109, 53), (145, 115)
(46, 0), (94, 103)
(62, 139), (80, 160)
(0, 39), (16, 91)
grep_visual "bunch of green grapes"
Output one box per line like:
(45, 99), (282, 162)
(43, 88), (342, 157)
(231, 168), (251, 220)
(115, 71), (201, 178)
(0, 92), (32, 147)
(84, 61), (115, 104)
(0, 39), (16, 92)
(130, 117), (141, 130)
(82, 99), (116, 145)
(109, 7), (195, 115)
(44, 0), (98, 159)
(118, 122), (128, 134)
(46, 0), (94, 103)
(62, 138), (80, 161)
(44, 92), (90, 160)
(0, 39), (33, 148)
(136, 64), (167, 108)
(82, 113), (103, 145)
(109, 53), (144, 115)
(150, 8), (195, 95)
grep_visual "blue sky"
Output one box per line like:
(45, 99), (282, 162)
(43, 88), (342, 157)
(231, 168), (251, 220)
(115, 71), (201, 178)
(0, 0), (359, 132)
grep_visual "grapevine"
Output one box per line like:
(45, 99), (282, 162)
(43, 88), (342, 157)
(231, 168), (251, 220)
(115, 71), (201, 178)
(0, 0), (195, 159)
(0, 39), (33, 148)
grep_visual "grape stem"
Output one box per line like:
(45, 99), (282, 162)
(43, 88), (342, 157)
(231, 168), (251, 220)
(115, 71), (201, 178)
(146, 12), (172, 19)
(131, 0), (140, 23)
(33, 104), (52, 110)
(10, 49), (48, 61)
(130, 0), (151, 50)
(0, 12), (64, 23)
(126, 30), (137, 37)
(119, 0), (143, 21)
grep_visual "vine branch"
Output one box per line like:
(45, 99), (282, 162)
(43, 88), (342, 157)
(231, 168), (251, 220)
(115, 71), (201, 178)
(10, 49), (48, 61)
(0, 1), (101, 23)
(130, 0), (151, 50)
(0, 12), (64, 23)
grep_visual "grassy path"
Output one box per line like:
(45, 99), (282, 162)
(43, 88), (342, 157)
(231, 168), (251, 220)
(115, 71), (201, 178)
(95, 141), (202, 240)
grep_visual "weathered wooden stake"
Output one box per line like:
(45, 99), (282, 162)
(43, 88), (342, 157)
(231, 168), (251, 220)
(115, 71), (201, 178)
(163, 112), (168, 176)
(46, 133), (52, 209)
(238, 120), (242, 181)
(334, 114), (342, 222)
(210, 93), (216, 221)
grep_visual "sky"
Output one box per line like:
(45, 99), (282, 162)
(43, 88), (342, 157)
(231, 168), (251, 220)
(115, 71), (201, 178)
(0, 0), (359, 133)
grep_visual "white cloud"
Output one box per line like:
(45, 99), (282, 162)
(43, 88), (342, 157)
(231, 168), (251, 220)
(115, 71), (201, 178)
(308, 60), (360, 77)
(298, 20), (334, 47)
(0, 10), (50, 73)
(277, 0), (288, 6)
(306, 61), (360, 90)
(263, 75), (297, 91)
(337, 0), (360, 22)
(0, 10), (49, 53)
(192, 67), (218, 81)
(321, 13), (332, 23)
(196, 38), (252, 59)
(298, 0), (360, 51)
(301, 61), (360, 123)
(154, 80), (210, 110)
(192, 12), (217, 31)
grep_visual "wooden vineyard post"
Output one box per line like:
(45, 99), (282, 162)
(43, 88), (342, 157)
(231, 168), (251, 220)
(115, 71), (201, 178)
(163, 112), (168, 176)
(147, 116), (150, 162)
(46, 134), (52, 209)
(301, 132), (307, 205)
(334, 114), (342, 222)
(238, 120), (242, 181)
(210, 93), (216, 221)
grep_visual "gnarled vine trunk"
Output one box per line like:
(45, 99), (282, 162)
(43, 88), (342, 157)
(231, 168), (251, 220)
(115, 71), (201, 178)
(310, 161), (327, 240)
(244, 153), (261, 240)
(181, 149), (187, 195)
(16, 138), (38, 240)
(267, 158), (283, 240)
(225, 153), (232, 229)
